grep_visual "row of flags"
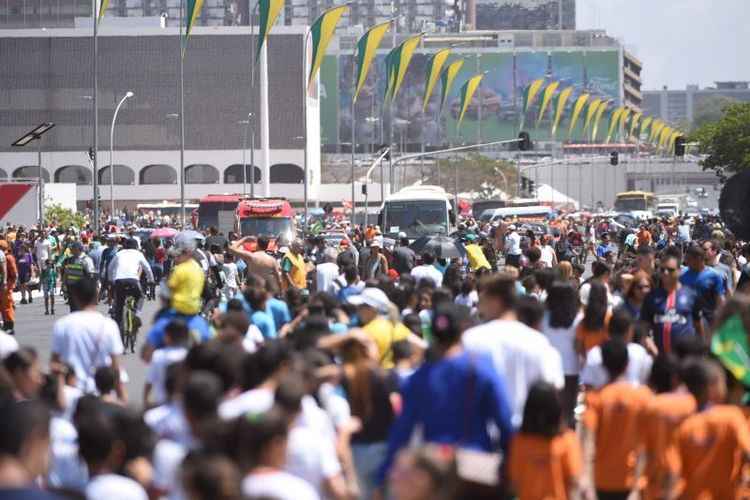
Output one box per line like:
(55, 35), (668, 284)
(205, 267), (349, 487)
(521, 77), (683, 151)
(95, 0), (682, 151)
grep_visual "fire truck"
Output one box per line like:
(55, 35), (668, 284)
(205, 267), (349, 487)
(236, 198), (296, 250)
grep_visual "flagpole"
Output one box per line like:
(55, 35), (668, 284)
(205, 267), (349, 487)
(351, 57), (356, 227)
(179, 0), (186, 227)
(302, 29), (310, 233)
(248, 0), (258, 199)
(92, 0), (99, 232)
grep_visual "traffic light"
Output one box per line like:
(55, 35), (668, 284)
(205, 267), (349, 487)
(361, 184), (367, 195)
(528, 179), (535, 195)
(674, 136), (686, 157)
(518, 131), (532, 151)
(521, 177), (528, 191)
(610, 151), (619, 166)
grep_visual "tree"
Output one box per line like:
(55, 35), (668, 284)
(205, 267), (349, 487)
(425, 153), (518, 198)
(44, 203), (87, 229)
(693, 95), (739, 129)
(691, 102), (750, 176)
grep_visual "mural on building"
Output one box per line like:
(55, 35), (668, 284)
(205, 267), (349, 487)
(321, 49), (621, 149)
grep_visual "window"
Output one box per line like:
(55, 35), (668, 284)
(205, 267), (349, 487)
(98, 165), (135, 185)
(224, 164), (261, 184)
(269, 163), (304, 184)
(185, 164), (220, 184)
(54, 165), (91, 185)
(12, 166), (49, 182)
(140, 164), (177, 184)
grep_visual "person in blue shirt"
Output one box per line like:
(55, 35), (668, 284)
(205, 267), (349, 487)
(642, 255), (704, 353)
(376, 302), (513, 488)
(337, 266), (364, 303)
(595, 233), (616, 260)
(679, 244), (725, 325)
(244, 286), (276, 339)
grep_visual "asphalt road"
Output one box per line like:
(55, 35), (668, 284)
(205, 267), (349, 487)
(13, 288), (161, 408)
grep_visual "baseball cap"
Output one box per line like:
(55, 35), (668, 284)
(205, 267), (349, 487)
(347, 287), (391, 314)
(371, 239), (382, 248)
(398, 231), (407, 239)
(70, 242), (84, 252)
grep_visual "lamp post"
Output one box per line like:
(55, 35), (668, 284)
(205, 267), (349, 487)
(239, 113), (253, 196)
(109, 91), (134, 219)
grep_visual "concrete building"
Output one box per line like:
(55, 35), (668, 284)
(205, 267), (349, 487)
(622, 50), (642, 112)
(476, 0), (575, 31)
(643, 82), (750, 127)
(0, 24), (320, 208)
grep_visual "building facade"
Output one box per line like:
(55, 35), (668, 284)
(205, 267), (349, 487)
(642, 82), (750, 127)
(476, 0), (575, 30)
(622, 49), (642, 112)
(0, 25), (319, 207)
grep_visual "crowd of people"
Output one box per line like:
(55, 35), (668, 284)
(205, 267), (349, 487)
(0, 210), (749, 499)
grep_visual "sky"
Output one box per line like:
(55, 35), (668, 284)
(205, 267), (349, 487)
(576, 0), (749, 90)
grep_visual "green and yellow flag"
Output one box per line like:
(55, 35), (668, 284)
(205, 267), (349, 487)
(551, 86), (574, 136)
(591, 101), (609, 142)
(520, 78), (545, 129)
(669, 130), (681, 153)
(387, 33), (423, 102)
(567, 94), (589, 139)
(648, 120), (667, 144)
(256, 0), (284, 58)
(536, 81), (560, 127)
(439, 59), (464, 113)
(640, 116), (654, 140)
(307, 5), (349, 91)
(353, 20), (392, 102)
(659, 126), (672, 150)
(583, 98), (602, 136)
(423, 48), (452, 112)
(182, 0), (205, 56)
(606, 106), (624, 143)
(457, 73), (484, 130)
(629, 111), (643, 139)
(383, 50), (396, 102)
(618, 108), (631, 140)
(97, 0), (110, 23)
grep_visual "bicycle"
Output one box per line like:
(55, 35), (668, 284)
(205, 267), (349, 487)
(121, 295), (140, 354)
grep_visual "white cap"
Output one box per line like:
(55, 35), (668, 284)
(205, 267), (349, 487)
(347, 287), (391, 313)
(398, 231), (407, 239)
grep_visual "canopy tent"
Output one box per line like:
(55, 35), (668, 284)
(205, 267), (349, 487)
(535, 184), (579, 210)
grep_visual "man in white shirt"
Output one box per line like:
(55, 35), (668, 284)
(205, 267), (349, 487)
(410, 252), (443, 287)
(462, 273), (564, 428)
(107, 238), (154, 334)
(315, 248), (341, 295)
(51, 278), (125, 400)
(580, 308), (652, 389)
(34, 231), (51, 269)
(504, 224), (522, 268)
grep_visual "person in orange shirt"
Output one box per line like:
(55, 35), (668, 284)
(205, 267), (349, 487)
(637, 225), (652, 247)
(639, 353), (696, 500)
(669, 358), (750, 499)
(582, 339), (652, 500)
(509, 381), (582, 500)
(575, 282), (611, 356)
(0, 240), (17, 335)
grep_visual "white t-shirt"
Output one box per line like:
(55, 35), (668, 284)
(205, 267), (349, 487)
(241, 470), (320, 500)
(505, 231), (522, 255)
(152, 439), (189, 499)
(410, 265), (443, 287)
(218, 387), (274, 420)
(35, 238), (51, 263)
(48, 415), (88, 490)
(222, 262), (239, 290)
(144, 402), (193, 447)
(540, 245), (556, 267)
(286, 416), (341, 495)
(455, 290), (479, 310)
(315, 262), (340, 295)
(541, 313), (582, 376)
(580, 342), (653, 389)
(0, 330), (19, 360)
(146, 346), (188, 406)
(463, 319), (564, 428)
(86, 473), (148, 500)
(51, 311), (124, 393)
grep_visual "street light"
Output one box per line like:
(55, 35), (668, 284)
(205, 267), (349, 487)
(109, 91), (134, 220)
(11, 122), (56, 226)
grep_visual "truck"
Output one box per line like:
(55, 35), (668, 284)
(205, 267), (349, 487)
(656, 194), (690, 217)
(379, 185), (456, 240)
(236, 198), (296, 250)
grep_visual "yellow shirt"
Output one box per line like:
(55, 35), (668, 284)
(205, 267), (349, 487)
(168, 258), (205, 315)
(283, 251), (307, 289)
(363, 317), (411, 369)
(465, 243), (491, 271)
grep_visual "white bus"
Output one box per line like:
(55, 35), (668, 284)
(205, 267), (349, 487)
(380, 185), (456, 240)
(480, 205), (555, 223)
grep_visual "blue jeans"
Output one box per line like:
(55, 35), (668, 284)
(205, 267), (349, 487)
(351, 441), (388, 500)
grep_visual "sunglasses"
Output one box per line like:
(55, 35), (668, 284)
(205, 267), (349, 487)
(660, 267), (678, 274)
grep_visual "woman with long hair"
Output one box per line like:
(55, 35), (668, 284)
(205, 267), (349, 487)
(541, 282), (582, 426)
(575, 282), (611, 357)
(340, 336), (396, 499)
(622, 271), (652, 320)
